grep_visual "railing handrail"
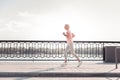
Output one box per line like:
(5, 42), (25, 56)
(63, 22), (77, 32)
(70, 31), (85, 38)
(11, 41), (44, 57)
(0, 40), (120, 43)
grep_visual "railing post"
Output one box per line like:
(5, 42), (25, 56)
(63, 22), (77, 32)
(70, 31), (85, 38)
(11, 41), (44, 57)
(115, 47), (118, 69)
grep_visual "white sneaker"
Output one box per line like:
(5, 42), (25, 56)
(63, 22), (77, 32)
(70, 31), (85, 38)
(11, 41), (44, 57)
(77, 61), (82, 67)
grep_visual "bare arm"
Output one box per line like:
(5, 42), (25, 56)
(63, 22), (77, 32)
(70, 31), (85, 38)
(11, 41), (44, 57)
(63, 32), (66, 36)
(72, 33), (75, 37)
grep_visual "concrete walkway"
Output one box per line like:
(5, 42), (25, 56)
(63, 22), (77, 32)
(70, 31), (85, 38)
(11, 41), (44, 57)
(0, 61), (119, 80)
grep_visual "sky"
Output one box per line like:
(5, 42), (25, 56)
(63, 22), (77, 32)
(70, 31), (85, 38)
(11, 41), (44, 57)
(0, 0), (120, 41)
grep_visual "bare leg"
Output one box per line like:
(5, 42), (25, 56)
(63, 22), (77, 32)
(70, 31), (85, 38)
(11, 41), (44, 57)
(64, 45), (69, 63)
(69, 43), (80, 62)
(72, 53), (80, 62)
(69, 43), (82, 67)
(61, 45), (69, 67)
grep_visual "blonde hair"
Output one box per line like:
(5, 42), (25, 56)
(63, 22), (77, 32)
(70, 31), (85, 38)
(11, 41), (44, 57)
(64, 24), (70, 30)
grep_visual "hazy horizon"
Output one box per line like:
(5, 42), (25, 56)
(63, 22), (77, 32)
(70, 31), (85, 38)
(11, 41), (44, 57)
(0, 0), (120, 41)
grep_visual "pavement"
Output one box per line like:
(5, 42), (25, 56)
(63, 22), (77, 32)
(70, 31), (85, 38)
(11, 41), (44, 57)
(0, 61), (119, 80)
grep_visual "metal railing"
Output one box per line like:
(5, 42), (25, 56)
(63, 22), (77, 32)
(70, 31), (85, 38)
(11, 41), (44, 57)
(0, 40), (120, 61)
